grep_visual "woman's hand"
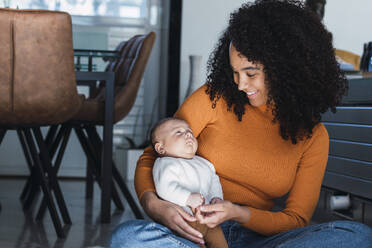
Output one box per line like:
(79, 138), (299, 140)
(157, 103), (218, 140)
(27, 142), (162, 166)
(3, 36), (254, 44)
(141, 191), (205, 245)
(196, 200), (251, 228)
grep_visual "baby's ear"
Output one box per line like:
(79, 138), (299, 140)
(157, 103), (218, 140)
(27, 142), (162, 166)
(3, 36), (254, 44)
(154, 142), (165, 155)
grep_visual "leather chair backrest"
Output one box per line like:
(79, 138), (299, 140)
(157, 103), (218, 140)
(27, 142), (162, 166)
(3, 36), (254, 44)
(114, 32), (155, 123)
(96, 32), (156, 123)
(0, 8), (82, 125)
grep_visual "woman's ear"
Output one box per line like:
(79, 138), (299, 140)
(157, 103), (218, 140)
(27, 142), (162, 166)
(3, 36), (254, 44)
(154, 142), (165, 155)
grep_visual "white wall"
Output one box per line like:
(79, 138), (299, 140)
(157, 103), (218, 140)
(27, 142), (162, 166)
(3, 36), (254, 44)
(324, 0), (372, 55)
(180, 0), (371, 103)
(179, 0), (249, 104)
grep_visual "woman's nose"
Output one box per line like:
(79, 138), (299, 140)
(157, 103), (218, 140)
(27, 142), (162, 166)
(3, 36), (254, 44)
(237, 78), (249, 91)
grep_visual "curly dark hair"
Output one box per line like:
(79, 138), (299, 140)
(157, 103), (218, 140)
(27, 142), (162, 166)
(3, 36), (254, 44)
(206, 0), (347, 144)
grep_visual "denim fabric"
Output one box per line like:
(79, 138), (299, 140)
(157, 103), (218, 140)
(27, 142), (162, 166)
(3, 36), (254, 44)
(220, 220), (372, 248)
(110, 219), (372, 248)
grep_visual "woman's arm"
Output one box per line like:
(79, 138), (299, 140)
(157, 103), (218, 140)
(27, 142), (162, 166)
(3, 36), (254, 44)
(199, 125), (329, 235)
(243, 125), (329, 235)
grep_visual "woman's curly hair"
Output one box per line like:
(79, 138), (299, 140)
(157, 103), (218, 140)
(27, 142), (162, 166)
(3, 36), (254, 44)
(206, 0), (348, 144)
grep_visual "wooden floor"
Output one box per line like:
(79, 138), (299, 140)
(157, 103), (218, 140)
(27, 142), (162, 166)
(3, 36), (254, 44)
(0, 178), (147, 248)
(0, 178), (371, 248)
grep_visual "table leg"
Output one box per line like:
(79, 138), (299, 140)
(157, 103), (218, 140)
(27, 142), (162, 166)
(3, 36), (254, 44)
(101, 73), (114, 223)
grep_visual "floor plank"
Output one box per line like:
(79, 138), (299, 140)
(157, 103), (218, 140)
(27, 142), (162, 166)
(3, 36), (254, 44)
(1, 178), (371, 248)
(0, 178), (146, 248)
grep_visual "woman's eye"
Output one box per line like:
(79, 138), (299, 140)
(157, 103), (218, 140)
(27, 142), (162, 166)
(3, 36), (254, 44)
(247, 73), (256, 78)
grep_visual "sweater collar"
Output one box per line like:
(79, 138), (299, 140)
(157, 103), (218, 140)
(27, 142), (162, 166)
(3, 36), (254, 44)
(254, 104), (274, 119)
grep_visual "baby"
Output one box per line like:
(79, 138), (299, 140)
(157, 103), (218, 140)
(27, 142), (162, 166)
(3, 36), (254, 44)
(151, 117), (228, 248)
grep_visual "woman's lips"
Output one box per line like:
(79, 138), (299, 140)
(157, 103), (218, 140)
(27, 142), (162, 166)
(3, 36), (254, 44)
(246, 90), (258, 98)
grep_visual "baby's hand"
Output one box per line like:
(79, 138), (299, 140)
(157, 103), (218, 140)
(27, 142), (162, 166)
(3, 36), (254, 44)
(186, 193), (205, 209)
(210, 197), (223, 204)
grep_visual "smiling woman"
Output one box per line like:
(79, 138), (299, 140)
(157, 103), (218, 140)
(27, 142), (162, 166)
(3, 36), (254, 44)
(111, 0), (372, 247)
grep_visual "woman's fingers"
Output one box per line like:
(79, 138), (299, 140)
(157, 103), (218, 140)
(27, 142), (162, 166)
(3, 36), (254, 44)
(177, 207), (196, 222)
(199, 202), (224, 213)
(146, 197), (204, 244)
(194, 208), (203, 221)
(167, 208), (204, 244)
(198, 212), (220, 226)
(173, 207), (204, 243)
(197, 201), (234, 227)
(173, 221), (205, 244)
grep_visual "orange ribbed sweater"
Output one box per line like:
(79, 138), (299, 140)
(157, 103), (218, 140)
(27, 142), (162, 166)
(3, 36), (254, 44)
(135, 85), (329, 236)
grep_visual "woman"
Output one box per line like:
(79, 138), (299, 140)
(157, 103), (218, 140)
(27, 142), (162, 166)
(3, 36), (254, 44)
(111, 0), (372, 247)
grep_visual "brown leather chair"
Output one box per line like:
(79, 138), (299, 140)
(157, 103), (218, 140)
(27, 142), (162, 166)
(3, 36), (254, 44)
(76, 32), (155, 219)
(46, 32), (156, 220)
(74, 32), (156, 124)
(0, 8), (83, 238)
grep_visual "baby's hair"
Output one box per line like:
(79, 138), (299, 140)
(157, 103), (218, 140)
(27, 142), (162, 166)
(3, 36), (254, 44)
(150, 117), (186, 153)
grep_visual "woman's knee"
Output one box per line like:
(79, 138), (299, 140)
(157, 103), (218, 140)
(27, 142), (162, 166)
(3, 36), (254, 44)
(277, 220), (372, 248)
(331, 220), (372, 244)
(110, 220), (154, 248)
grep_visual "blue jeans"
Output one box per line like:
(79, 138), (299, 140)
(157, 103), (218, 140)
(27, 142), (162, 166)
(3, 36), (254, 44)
(110, 219), (372, 248)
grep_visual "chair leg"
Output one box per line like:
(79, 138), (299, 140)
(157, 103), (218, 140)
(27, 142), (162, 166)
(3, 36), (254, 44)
(0, 128), (6, 144)
(32, 127), (71, 225)
(23, 128), (65, 238)
(19, 126), (62, 208)
(17, 130), (41, 208)
(21, 172), (40, 211)
(45, 125), (59, 147)
(111, 165), (144, 219)
(36, 126), (72, 221)
(48, 125), (68, 160)
(86, 126), (143, 219)
(53, 126), (72, 174)
(86, 159), (94, 199)
(80, 127), (124, 210)
(74, 127), (124, 210)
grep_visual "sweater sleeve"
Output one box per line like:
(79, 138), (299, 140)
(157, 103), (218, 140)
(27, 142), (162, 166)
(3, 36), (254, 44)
(134, 85), (216, 201)
(153, 158), (191, 206)
(243, 125), (329, 236)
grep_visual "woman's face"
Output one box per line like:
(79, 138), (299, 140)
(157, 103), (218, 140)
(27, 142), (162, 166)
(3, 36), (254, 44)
(229, 44), (268, 107)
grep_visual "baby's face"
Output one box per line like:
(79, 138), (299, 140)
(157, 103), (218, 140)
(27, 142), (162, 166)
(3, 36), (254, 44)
(155, 119), (198, 159)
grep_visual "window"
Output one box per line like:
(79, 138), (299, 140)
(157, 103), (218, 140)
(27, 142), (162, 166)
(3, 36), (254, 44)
(3, 0), (147, 19)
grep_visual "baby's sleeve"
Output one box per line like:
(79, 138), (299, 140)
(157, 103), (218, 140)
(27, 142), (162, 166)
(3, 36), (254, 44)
(207, 161), (224, 201)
